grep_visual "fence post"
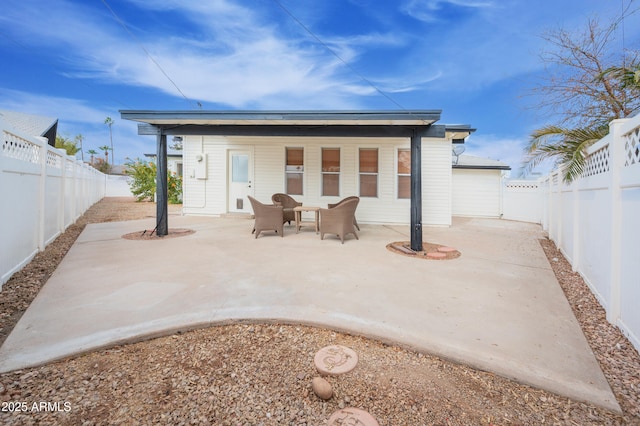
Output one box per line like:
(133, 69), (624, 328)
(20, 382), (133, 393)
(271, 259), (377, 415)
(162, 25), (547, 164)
(38, 140), (47, 251)
(607, 119), (624, 324)
(60, 155), (67, 233)
(571, 178), (580, 272)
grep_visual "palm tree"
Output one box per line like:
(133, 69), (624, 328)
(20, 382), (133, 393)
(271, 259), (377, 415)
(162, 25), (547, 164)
(104, 117), (114, 165)
(87, 149), (98, 165)
(75, 134), (84, 162)
(99, 145), (111, 165)
(599, 63), (640, 90)
(523, 125), (610, 184)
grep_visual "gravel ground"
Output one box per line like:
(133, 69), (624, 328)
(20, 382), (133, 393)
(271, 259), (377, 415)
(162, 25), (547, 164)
(0, 197), (638, 425)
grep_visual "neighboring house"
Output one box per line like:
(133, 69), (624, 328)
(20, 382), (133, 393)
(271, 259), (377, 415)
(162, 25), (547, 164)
(452, 154), (511, 218)
(120, 110), (475, 227)
(143, 150), (184, 177)
(0, 110), (58, 146)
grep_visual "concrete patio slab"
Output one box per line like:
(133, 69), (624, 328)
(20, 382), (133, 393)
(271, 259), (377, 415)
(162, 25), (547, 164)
(0, 216), (620, 412)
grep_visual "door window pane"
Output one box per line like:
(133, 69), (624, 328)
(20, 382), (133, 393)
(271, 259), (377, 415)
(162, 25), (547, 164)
(232, 154), (248, 182)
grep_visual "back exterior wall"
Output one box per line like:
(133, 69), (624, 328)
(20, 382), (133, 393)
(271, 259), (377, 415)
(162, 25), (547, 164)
(182, 135), (453, 226)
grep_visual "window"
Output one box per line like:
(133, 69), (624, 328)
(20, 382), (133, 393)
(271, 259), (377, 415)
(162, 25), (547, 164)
(397, 148), (411, 199)
(359, 148), (378, 197)
(286, 147), (303, 195)
(321, 148), (340, 196)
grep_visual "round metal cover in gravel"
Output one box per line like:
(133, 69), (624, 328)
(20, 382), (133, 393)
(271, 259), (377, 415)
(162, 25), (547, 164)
(314, 345), (358, 376)
(328, 407), (380, 426)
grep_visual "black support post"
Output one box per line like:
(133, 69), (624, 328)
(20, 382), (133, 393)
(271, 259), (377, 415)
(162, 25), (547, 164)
(410, 131), (423, 251)
(156, 133), (168, 236)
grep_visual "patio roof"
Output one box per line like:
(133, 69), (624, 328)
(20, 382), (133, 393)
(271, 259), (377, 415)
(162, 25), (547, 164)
(120, 109), (442, 126)
(120, 110), (475, 140)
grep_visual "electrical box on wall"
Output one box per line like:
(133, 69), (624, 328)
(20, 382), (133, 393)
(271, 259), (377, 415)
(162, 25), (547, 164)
(194, 153), (207, 179)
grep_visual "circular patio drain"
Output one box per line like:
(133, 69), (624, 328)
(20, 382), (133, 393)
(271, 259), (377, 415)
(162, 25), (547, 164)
(386, 241), (461, 260)
(122, 228), (195, 240)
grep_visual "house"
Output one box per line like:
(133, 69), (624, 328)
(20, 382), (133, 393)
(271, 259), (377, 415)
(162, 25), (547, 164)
(0, 110), (58, 146)
(143, 150), (184, 178)
(120, 110), (475, 243)
(452, 154), (511, 218)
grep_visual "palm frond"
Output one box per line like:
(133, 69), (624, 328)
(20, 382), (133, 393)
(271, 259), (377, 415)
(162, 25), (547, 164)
(522, 125), (609, 183)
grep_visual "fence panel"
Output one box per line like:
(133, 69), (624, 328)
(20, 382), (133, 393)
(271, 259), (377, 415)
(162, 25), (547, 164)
(503, 115), (640, 352)
(502, 180), (541, 222)
(1, 125), (105, 287)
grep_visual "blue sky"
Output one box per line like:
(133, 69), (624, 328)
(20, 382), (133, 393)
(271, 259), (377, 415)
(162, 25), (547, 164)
(1, 0), (638, 175)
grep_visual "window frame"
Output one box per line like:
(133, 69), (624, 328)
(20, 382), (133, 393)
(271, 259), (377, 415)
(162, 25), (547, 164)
(285, 147), (304, 196)
(358, 147), (379, 198)
(397, 147), (411, 199)
(321, 147), (341, 197)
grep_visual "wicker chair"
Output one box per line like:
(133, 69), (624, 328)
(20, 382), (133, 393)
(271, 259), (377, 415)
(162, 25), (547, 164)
(319, 198), (359, 244)
(271, 193), (302, 225)
(328, 196), (360, 231)
(248, 196), (284, 238)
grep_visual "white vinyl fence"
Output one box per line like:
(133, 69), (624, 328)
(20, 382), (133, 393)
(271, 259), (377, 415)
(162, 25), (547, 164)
(1, 123), (105, 287)
(504, 115), (640, 352)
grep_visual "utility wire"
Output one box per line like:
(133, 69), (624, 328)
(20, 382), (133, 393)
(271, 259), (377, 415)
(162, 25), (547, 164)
(271, 0), (430, 124)
(100, 0), (199, 109)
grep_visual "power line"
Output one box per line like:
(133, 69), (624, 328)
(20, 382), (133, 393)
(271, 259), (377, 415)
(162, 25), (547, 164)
(271, 0), (428, 122)
(99, 0), (199, 109)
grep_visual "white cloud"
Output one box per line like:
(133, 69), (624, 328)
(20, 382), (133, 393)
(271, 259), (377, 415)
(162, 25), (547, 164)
(0, 89), (154, 165)
(402, 0), (494, 22)
(463, 134), (526, 173)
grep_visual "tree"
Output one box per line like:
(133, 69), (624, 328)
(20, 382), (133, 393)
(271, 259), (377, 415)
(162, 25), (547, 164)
(531, 13), (639, 129)
(170, 136), (183, 151)
(599, 63), (640, 90)
(87, 149), (98, 165)
(125, 158), (183, 203)
(75, 134), (85, 162)
(104, 117), (114, 165)
(99, 145), (111, 166)
(55, 135), (80, 156)
(524, 6), (639, 183)
(522, 125), (610, 183)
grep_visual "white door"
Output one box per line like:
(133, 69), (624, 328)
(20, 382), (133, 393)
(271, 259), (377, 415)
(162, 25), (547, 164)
(228, 150), (253, 213)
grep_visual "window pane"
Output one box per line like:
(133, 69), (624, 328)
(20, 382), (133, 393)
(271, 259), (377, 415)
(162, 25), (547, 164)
(398, 149), (411, 175)
(287, 173), (303, 195)
(360, 174), (377, 197)
(322, 148), (340, 172)
(286, 147), (304, 166)
(398, 176), (411, 199)
(359, 149), (378, 173)
(322, 174), (339, 196)
(232, 154), (248, 182)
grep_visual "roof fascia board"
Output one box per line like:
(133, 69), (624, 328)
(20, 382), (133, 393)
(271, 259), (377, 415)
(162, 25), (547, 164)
(137, 123), (447, 138)
(121, 110), (442, 124)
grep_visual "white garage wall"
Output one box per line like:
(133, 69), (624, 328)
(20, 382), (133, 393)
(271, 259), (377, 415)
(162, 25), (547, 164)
(452, 168), (503, 217)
